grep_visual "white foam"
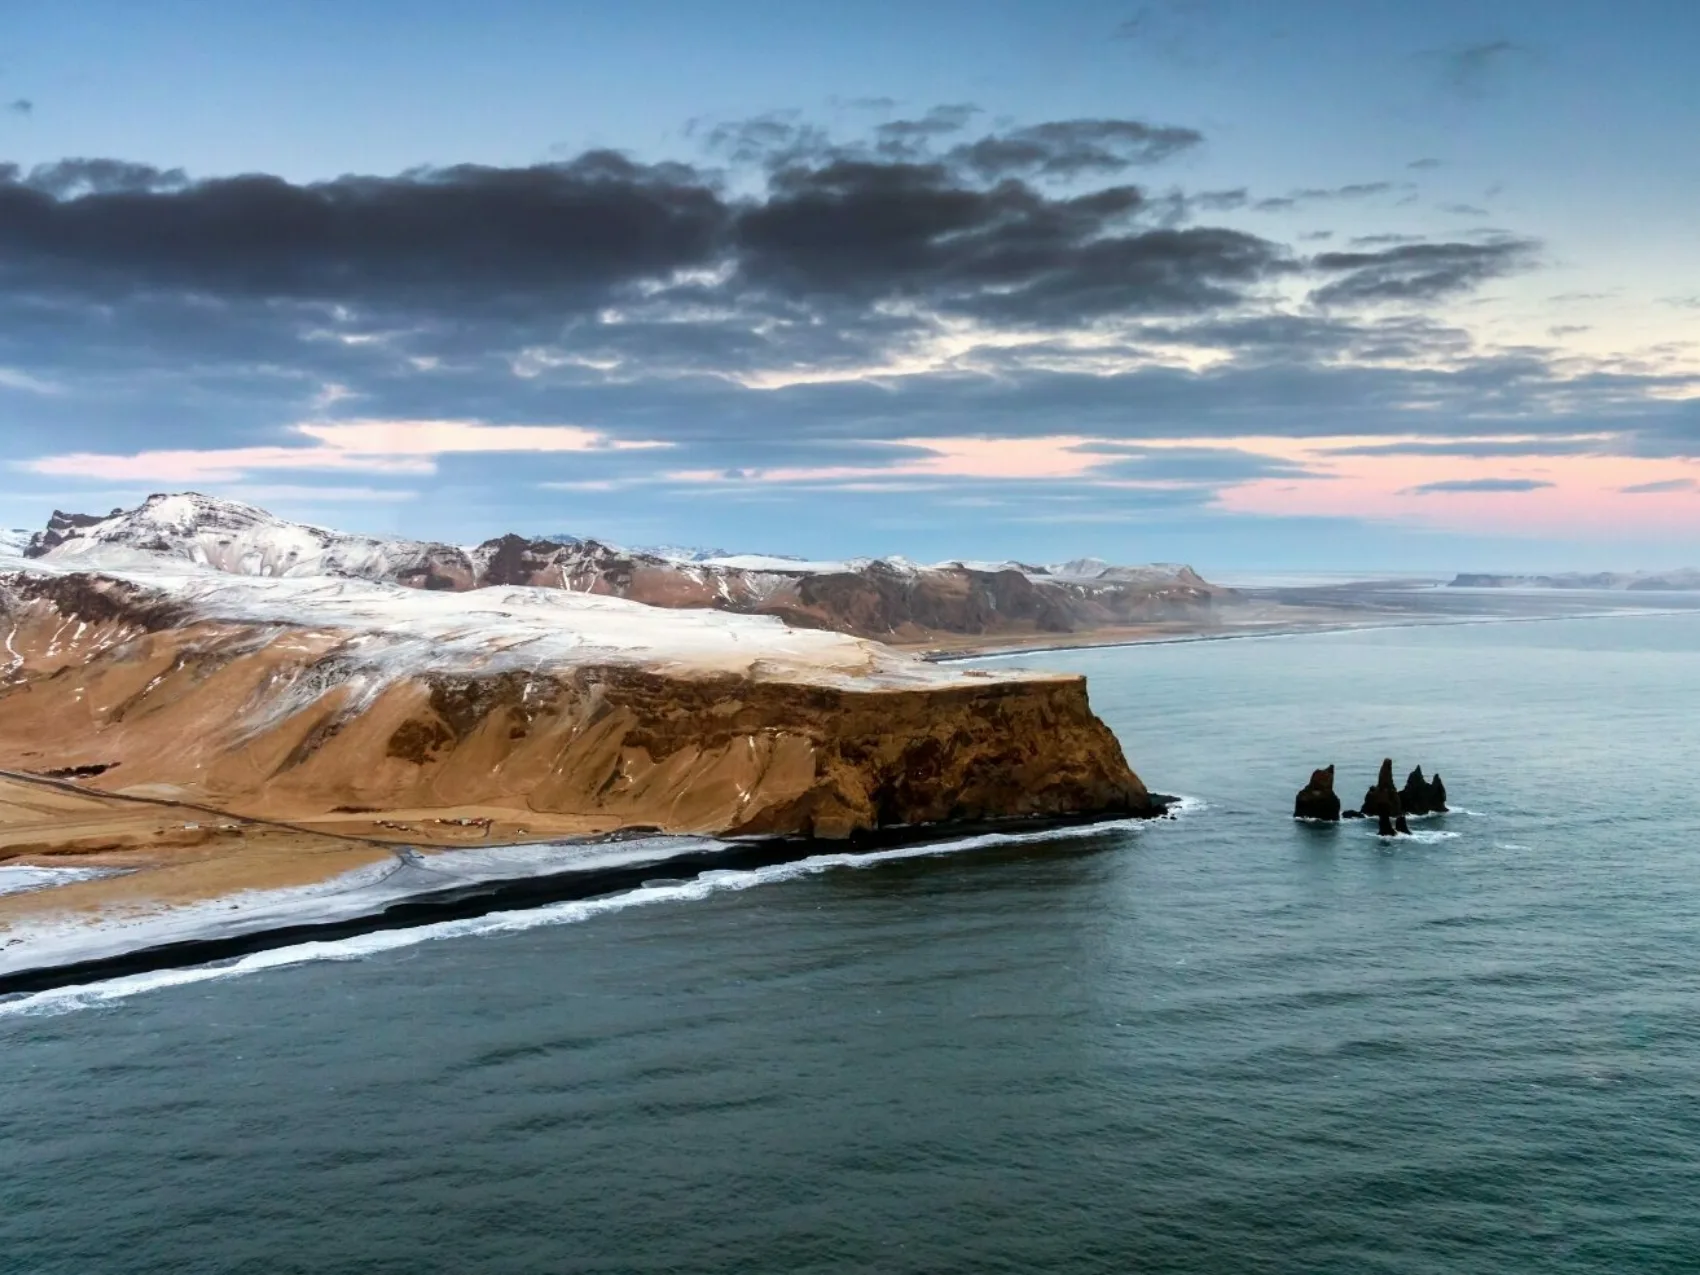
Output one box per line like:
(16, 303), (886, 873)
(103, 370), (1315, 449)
(0, 815), (1178, 1018)
(1365, 827), (1461, 844)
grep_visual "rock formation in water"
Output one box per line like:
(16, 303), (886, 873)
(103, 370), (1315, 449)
(1359, 759), (1410, 836)
(1399, 766), (1448, 816)
(1293, 765), (1342, 821)
(0, 566), (1165, 846)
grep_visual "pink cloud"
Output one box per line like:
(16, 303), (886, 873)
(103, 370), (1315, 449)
(22, 418), (672, 482)
(666, 435), (1123, 485)
(1214, 441), (1700, 535)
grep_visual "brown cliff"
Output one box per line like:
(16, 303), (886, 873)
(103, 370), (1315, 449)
(0, 569), (1161, 852)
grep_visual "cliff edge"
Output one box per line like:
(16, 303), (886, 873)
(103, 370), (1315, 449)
(0, 562), (1159, 849)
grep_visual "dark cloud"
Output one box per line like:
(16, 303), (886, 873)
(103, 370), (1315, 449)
(874, 104), (981, 144)
(0, 152), (727, 308)
(1407, 158), (1442, 170)
(1442, 203), (1489, 216)
(1189, 188), (1249, 211)
(1309, 237), (1536, 306)
(1349, 233), (1426, 247)
(735, 159), (1282, 321)
(1404, 477), (1554, 495)
(693, 112), (832, 168)
(1252, 182), (1399, 213)
(946, 119), (1202, 178)
(7, 158), (190, 198)
(1620, 478), (1696, 494)
(7, 99), (31, 116)
(702, 107), (1200, 180)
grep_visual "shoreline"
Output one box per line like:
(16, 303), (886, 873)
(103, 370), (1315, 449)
(0, 805), (1179, 998)
(911, 601), (1700, 663)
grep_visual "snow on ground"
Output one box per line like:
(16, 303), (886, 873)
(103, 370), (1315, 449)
(40, 492), (443, 581)
(7, 547), (1025, 689)
(0, 865), (121, 898)
(691, 553), (857, 574)
(28, 494), (1203, 592)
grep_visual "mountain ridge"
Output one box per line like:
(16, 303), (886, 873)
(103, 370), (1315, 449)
(20, 492), (1231, 643)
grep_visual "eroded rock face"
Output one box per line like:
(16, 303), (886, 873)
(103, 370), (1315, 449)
(1400, 766), (1448, 816)
(0, 572), (1161, 841)
(24, 509), (121, 558)
(1294, 765), (1342, 821)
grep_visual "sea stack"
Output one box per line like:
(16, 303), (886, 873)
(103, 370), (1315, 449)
(1400, 766), (1449, 816)
(1294, 765), (1342, 821)
(1361, 759), (1410, 836)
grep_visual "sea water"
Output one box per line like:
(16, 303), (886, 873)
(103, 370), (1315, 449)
(3, 612), (1698, 1273)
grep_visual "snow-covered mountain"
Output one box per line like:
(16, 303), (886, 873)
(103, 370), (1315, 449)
(25, 493), (1230, 641)
(28, 492), (453, 581)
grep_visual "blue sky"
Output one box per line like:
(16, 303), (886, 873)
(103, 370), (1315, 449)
(1, 0), (1696, 570)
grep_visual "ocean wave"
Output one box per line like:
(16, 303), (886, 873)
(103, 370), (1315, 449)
(0, 811), (1181, 1018)
(1364, 827), (1460, 844)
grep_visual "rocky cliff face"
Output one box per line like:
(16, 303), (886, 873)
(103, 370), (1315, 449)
(24, 494), (1228, 643)
(0, 566), (1160, 842)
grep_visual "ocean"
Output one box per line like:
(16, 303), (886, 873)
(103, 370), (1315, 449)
(4, 611), (1699, 1273)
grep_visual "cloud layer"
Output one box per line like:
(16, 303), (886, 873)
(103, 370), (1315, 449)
(2, 107), (1695, 556)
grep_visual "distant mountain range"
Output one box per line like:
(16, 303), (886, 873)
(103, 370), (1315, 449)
(13, 493), (1230, 642)
(1449, 570), (1700, 591)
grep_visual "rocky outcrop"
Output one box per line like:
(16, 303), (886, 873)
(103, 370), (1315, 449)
(1293, 765), (1341, 821)
(0, 567), (1163, 843)
(1399, 766), (1448, 816)
(1358, 759), (1410, 836)
(25, 508), (121, 557)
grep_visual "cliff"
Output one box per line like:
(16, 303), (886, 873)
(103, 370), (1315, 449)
(0, 564), (1158, 847)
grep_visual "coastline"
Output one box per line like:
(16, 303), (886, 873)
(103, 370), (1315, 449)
(0, 805), (1182, 998)
(904, 594), (1700, 662)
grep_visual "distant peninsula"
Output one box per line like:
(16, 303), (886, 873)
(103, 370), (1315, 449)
(1449, 569), (1700, 591)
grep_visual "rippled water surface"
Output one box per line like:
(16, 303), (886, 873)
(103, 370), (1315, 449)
(5, 614), (1699, 1273)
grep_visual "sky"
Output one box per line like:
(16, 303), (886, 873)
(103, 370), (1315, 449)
(0, 0), (1696, 571)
